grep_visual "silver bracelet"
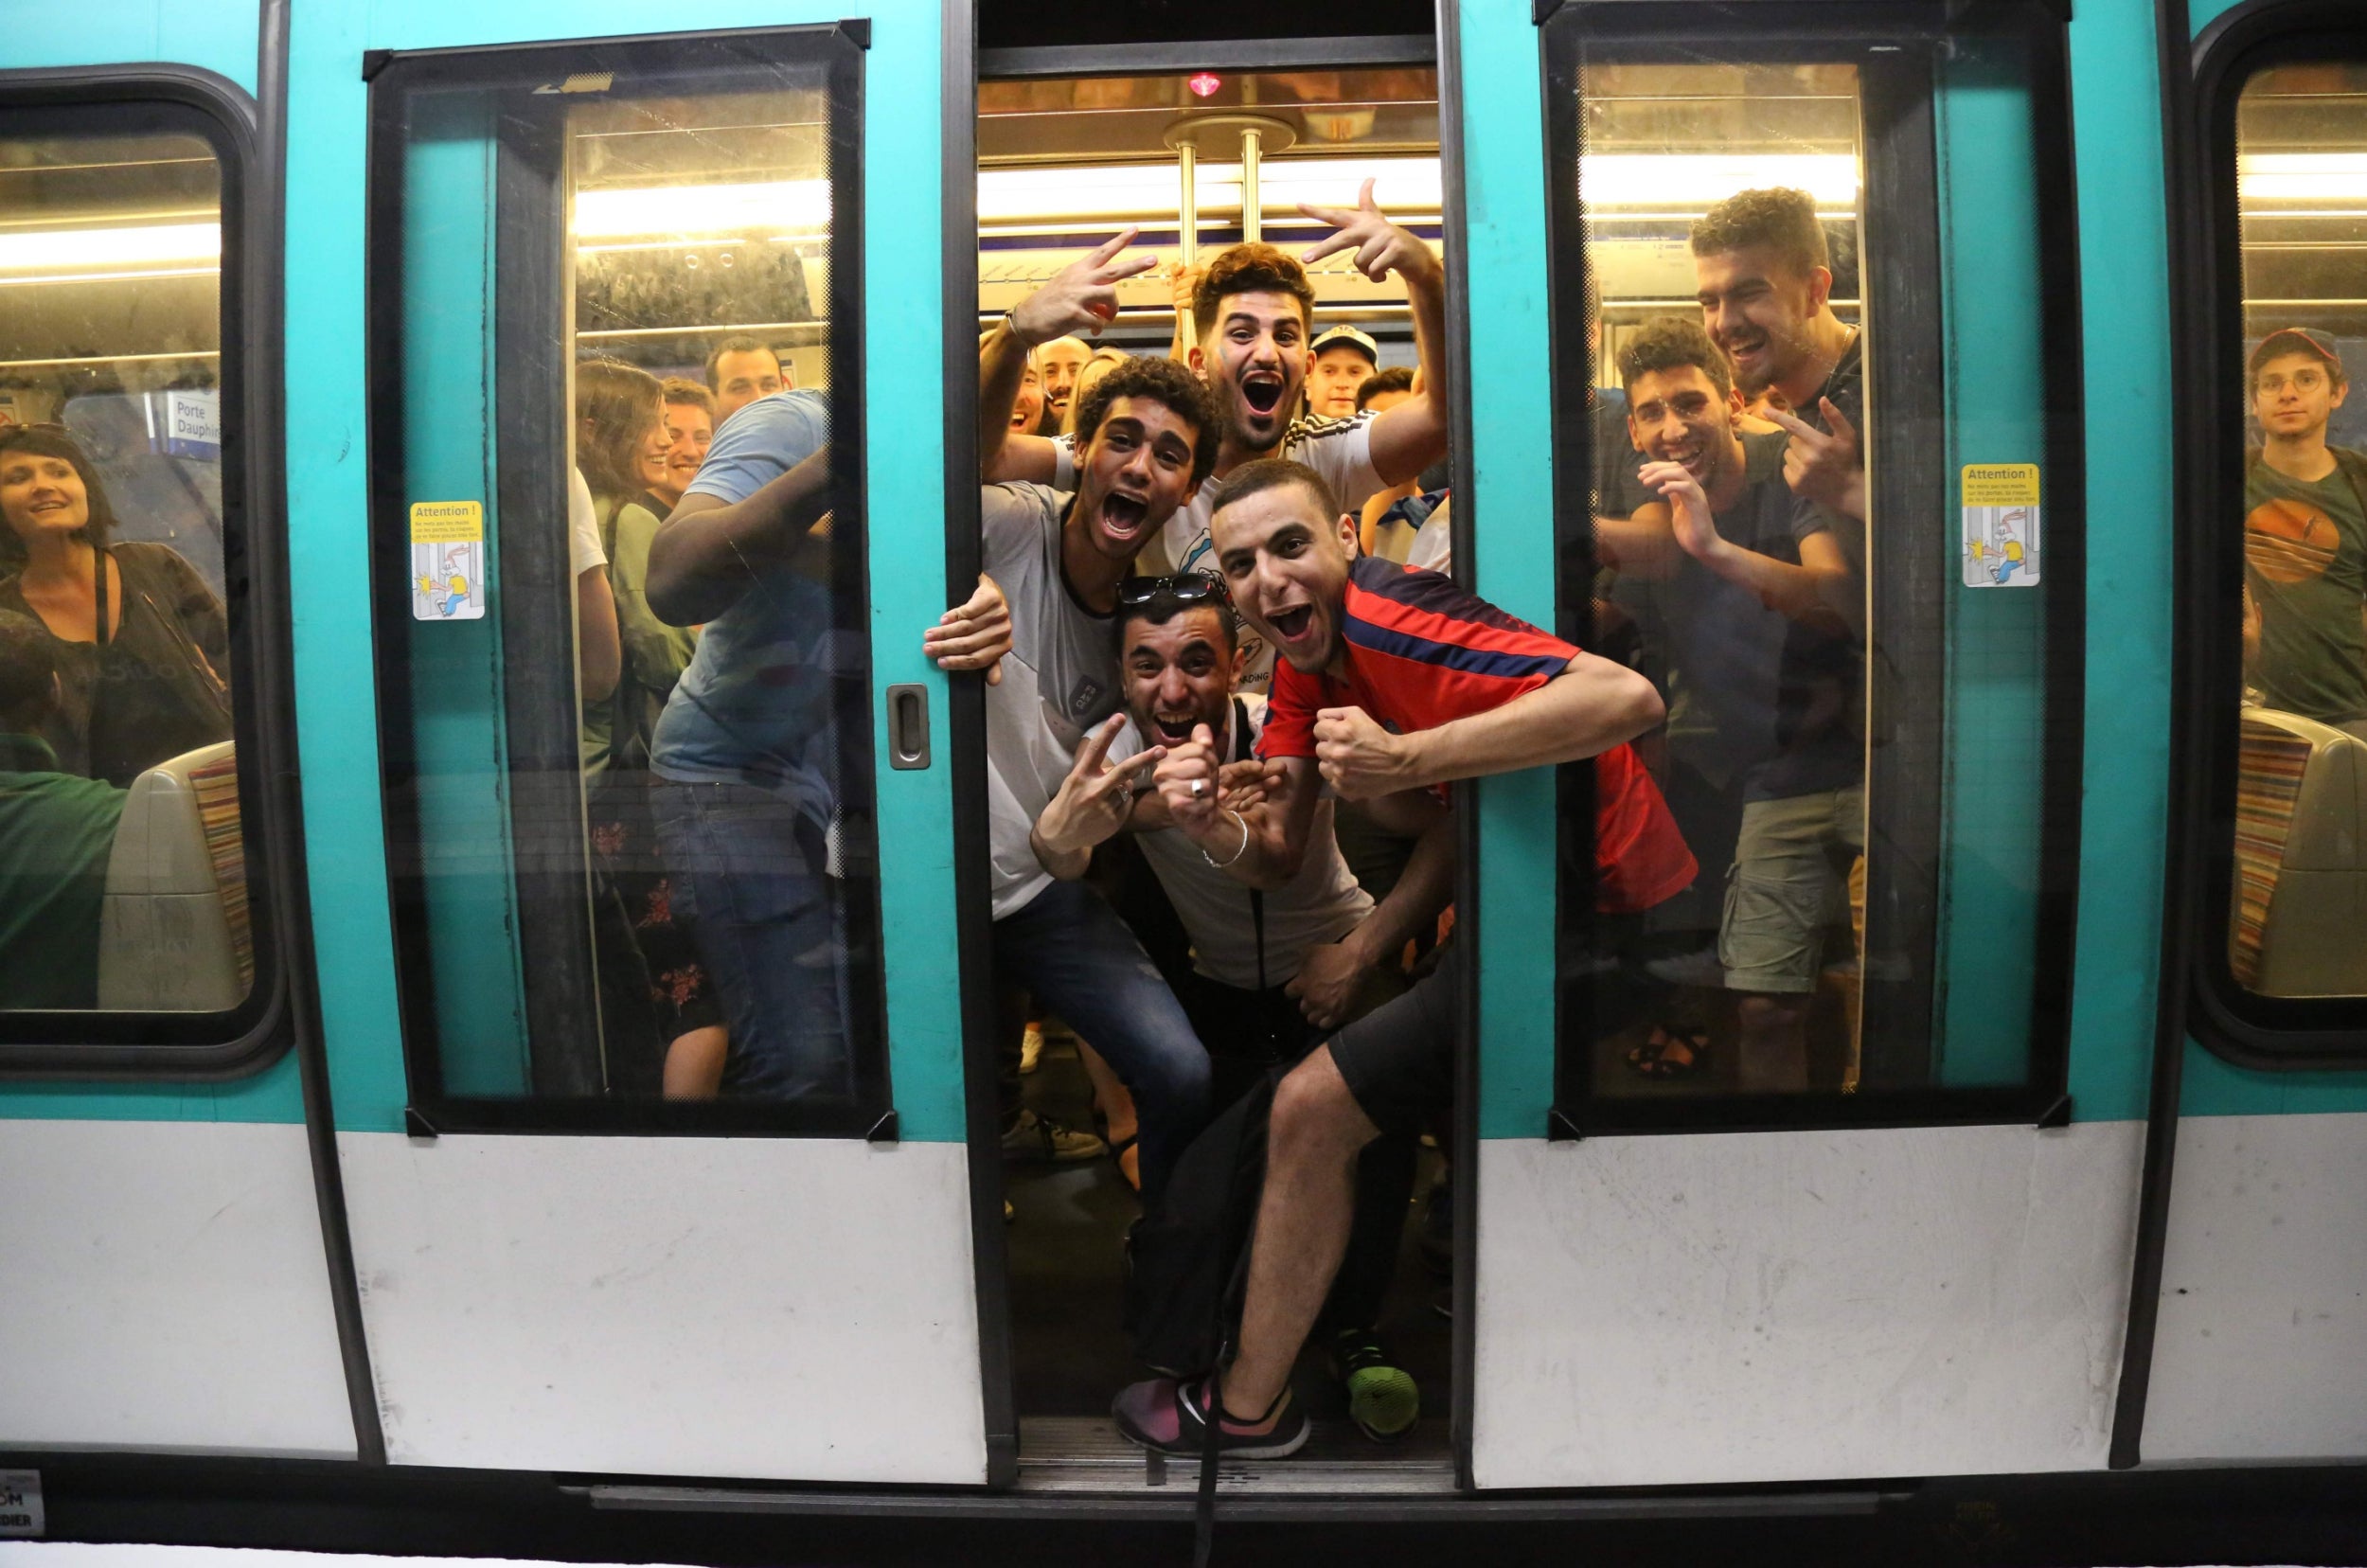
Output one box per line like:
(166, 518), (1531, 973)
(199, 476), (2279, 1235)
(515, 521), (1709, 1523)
(1202, 810), (1250, 869)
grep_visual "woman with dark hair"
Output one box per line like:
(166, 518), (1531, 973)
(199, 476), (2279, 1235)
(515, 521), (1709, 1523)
(0, 423), (230, 784)
(574, 360), (727, 1099)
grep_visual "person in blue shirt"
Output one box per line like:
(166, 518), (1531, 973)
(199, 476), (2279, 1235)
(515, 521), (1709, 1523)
(644, 391), (1009, 1101)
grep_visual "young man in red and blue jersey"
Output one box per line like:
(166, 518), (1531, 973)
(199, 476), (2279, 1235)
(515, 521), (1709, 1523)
(1113, 458), (1695, 1455)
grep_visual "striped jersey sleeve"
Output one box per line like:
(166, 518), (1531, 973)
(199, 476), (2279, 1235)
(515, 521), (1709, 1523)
(1337, 557), (1578, 731)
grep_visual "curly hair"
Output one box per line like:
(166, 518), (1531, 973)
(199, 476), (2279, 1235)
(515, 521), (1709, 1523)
(1071, 355), (1224, 489)
(1191, 242), (1318, 341)
(0, 423), (118, 563)
(1689, 187), (1830, 280)
(1616, 315), (1734, 401)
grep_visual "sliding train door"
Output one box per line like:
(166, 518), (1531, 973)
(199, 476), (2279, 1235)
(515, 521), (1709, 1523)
(0, 6), (355, 1458)
(287, 3), (988, 1481)
(1455, 0), (2161, 1486)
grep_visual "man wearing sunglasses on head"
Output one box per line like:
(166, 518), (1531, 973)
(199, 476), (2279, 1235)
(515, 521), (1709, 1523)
(972, 354), (1230, 1206)
(1032, 569), (1454, 1439)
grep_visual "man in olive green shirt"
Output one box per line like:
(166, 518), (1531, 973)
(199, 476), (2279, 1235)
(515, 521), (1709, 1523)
(0, 610), (125, 1009)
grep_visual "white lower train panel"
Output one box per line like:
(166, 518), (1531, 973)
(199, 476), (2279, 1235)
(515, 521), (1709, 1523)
(335, 1131), (986, 1483)
(1473, 1120), (2145, 1488)
(2143, 1110), (2367, 1464)
(0, 1118), (355, 1457)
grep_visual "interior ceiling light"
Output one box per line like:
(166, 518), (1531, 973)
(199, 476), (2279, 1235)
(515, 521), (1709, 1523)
(1578, 153), (1860, 207)
(0, 221), (219, 272)
(978, 156), (1441, 224)
(1188, 72), (1222, 98)
(2240, 152), (2367, 201)
(573, 178), (829, 241)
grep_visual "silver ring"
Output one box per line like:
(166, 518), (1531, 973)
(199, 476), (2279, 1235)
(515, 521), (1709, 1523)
(1190, 778), (1205, 798)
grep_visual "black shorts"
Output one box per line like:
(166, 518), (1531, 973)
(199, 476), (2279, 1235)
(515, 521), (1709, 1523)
(1328, 946), (1461, 1136)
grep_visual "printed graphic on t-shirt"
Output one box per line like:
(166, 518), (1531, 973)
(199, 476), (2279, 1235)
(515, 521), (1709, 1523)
(2248, 495), (2343, 584)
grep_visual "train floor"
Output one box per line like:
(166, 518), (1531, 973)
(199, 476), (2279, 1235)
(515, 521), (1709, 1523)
(1005, 1030), (1455, 1484)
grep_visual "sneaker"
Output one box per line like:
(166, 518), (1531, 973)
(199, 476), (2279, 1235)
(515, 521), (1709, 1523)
(1331, 1328), (1419, 1442)
(1019, 1021), (1044, 1075)
(1001, 1108), (1105, 1163)
(1112, 1375), (1309, 1459)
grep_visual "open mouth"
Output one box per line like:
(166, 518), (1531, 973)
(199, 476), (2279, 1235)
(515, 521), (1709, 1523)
(1100, 491), (1148, 539)
(1269, 604), (1314, 643)
(1657, 437), (1708, 475)
(1150, 714), (1198, 745)
(1240, 372), (1286, 418)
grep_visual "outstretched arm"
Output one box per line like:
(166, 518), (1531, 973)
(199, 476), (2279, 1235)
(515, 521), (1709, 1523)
(1300, 179), (1449, 486)
(983, 229), (1156, 483)
(1312, 655), (1664, 800)
(646, 447), (832, 627)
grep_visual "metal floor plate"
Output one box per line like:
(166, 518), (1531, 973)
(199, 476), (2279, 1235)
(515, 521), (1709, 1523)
(1016, 1417), (1459, 1496)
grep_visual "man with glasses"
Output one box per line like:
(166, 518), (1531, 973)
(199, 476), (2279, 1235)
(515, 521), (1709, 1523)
(1032, 569), (1452, 1440)
(2244, 326), (2367, 733)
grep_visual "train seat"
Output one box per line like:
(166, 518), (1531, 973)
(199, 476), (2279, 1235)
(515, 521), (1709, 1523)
(96, 740), (255, 1011)
(2230, 708), (2367, 997)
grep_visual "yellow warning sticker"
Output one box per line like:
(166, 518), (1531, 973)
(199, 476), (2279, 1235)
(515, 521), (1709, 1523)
(1962, 465), (2040, 588)
(409, 500), (483, 544)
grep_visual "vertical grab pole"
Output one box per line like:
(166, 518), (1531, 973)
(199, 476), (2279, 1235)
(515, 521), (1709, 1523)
(1240, 126), (1262, 246)
(1178, 138), (1199, 345)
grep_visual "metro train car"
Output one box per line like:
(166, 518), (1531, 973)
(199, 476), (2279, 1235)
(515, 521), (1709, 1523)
(3, 0), (2367, 1559)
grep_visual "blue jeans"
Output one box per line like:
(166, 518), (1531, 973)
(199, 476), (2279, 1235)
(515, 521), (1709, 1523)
(994, 879), (1212, 1204)
(653, 779), (852, 1102)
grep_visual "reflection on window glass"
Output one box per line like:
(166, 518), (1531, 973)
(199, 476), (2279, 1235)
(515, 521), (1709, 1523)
(2229, 63), (2367, 999)
(1561, 32), (2064, 1109)
(383, 43), (877, 1114)
(0, 131), (250, 1015)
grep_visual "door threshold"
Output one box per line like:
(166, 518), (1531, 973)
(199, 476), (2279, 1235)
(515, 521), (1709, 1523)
(1016, 1416), (1458, 1496)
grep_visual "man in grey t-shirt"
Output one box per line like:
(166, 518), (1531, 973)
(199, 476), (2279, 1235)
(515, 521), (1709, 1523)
(973, 299), (1229, 1199)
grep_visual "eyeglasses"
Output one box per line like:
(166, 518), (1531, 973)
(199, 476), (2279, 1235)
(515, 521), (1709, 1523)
(1117, 570), (1229, 608)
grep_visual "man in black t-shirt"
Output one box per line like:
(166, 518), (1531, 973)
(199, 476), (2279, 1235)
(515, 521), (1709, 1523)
(2244, 326), (2367, 729)
(1691, 187), (1865, 523)
(1607, 318), (1864, 1093)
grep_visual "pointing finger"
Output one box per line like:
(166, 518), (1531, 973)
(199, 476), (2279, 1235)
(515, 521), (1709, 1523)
(1820, 397), (1859, 445)
(1763, 408), (1819, 440)
(1357, 176), (1379, 213)
(1084, 226), (1141, 266)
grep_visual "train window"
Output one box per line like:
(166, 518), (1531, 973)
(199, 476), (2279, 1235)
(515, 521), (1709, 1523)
(367, 31), (886, 1131)
(0, 81), (294, 1074)
(2186, 13), (2367, 1064)
(1543, 1), (2083, 1131)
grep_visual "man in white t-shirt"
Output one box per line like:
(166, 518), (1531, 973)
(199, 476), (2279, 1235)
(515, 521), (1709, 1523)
(1031, 574), (1454, 1439)
(979, 187), (1450, 687)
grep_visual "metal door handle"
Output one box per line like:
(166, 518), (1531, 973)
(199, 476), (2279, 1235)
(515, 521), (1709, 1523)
(886, 683), (930, 770)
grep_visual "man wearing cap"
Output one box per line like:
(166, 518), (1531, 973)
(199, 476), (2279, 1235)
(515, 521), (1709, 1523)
(1306, 324), (1380, 420)
(2245, 326), (2367, 730)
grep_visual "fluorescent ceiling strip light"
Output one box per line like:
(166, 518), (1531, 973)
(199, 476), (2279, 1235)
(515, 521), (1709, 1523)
(2240, 152), (2367, 201)
(978, 156), (1442, 223)
(574, 179), (830, 241)
(0, 265), (218, 288)
(0, 221), (218, 272)
(1577, 153), (1859, 206)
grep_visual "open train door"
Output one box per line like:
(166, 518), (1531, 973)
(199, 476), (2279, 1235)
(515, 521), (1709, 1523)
(285, 2), (997, 1482)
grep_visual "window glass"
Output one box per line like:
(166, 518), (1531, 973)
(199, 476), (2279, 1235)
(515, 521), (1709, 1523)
(1549, 9), (2075, 1123)
(2224, 62), (2367, 1002)
(374, 37), (881, 1123)
(0, 122), (256, 1024)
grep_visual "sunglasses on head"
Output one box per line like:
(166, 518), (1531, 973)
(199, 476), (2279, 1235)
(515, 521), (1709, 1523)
(1117, 570), (1229, 608)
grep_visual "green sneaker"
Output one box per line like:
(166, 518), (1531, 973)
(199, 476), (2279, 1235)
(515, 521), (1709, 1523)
(1331, 1328), (1418, 1442)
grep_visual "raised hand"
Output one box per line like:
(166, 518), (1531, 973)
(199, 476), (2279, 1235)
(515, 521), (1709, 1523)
(1037, 715), (1166, 863)
(1152, 722), (1225, 832)
(1636, 460), (1724, 566)
(1767, 400), (1864, 518)
(1217, 757), (1280, 814)
(1298, 179), (1439, 287)
(922, 573), (1013, 686)
(1312, 705), (1406, 801)
(1008, 229), (1159, 347)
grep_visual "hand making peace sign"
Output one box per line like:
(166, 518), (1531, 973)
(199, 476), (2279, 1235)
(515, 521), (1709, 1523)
(1298, 179), (1441, 288)
(1007, 228), (1161, 347)
(1034, 715), (1167, 864)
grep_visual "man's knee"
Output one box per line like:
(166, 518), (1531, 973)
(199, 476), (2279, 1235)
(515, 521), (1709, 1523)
(1271, 1049), (1376, 1163)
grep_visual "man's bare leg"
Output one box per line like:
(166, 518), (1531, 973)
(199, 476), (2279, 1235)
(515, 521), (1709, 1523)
(1735, 993), (1810, 1093)
(1218, 1045), (1380, 1425)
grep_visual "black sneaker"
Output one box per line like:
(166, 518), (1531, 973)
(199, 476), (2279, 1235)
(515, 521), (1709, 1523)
(1112, 1375), (1309, 1458)
(1331, 1328), (1419, 1441)
(1000, 1108), (1105, 1163)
